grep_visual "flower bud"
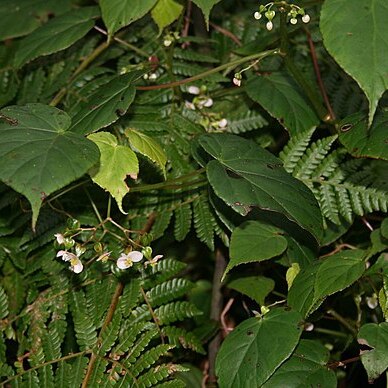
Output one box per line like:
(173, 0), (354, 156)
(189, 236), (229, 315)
(302, 14), (310, 23)
(290, 18), (297, 25)
(254, 11), (262, 20)
(266, 21), (273, 31)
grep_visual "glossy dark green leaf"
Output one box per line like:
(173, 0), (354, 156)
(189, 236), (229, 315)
(358, 322), (388, 381)
(228, 220), (288, 274)
(338, 111), (388, 161)
(246, 73), (319, 136)
(0, 104), (99, 228)
(199, 134), (323, 242)
(215, 308), (303, 388)
(100, 0), (158, 36)
(321, 0), (388, 126)
(0, 0), (71, 41)
(263, 340), (336, 388)
(228, 276), (275, 305)
(70, 72), (140, 135)
(14, 7), (100, 68)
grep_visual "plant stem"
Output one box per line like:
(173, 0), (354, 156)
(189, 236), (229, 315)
(137, 49), (281, 91)
(327, 309), (358, 335)
(278, 12), (328, 121)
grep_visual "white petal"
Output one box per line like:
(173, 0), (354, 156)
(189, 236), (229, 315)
(218, 119), (228, 128)
(233, 77), (241, 87)
(203, 98), (213, 108)
(70, 258), (83, 274)
(266, 21), (273, 31)
(164, 39), (172, 47)
(185, 101), (196, 110)
(54, 233), (65, 244)
(56, 250), (66, 258)
(153, 255), (164, 261)
(117, 256), (131, 269)
(254, 12), (262, 20)
(128, 251), (144, 262)
(290, 18), (297, 25)
(187, 86), (200, 95)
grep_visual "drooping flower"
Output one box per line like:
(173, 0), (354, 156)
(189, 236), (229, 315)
(56, 250), (84, 273)
(254, 11), (262, 20)
(54, 233), (65, 245)
(116, 251), (144, 270)
(302, 14), (310, 23)
(266, 21), (273, 31)
(145, 254), (164, 268)
(218, 119), (228, 129)
(233, 77), (241, 87)
(187, 86), (200, 95)
(290, 18), (297, 25)
(163, 39), (172, 47)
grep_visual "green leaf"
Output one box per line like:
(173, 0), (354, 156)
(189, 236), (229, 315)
(0, 103), (99, 228)
(358, 322), (388, 381)
(320, 0), (388, 126)
(338, 111), (388, 161)
(151, 0), (183, 33)
(313, 249), (366, 302)
(215, 308), (303, 388)
(87, 132), (138, 213)
(70, 72), (139, 135)
(262, 340), (337, 388)
(0, 0), (72, 41)
(228, 220), (288, 274)
(199, 134), (323, 242)
(382, 218), (388, 239)
(14, 7), (100, 68)
(100, 0), (158, 36)
(125, 129), (167, 177)
(228, 276), (275, 305)
(192, 0), (222, 28)
(246, 73), (319, 136)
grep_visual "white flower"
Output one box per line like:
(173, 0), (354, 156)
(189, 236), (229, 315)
(302, 14), (310, 23)
(185, 101), (196, 110)
(266, 21), (273, 31)
(218, 119), (228, 129)
(54, 233), (65, 245)
(145, 254), (164, 267)
(149, 73), (158, 80)
(233, 77), (241, 87)
(254, 11), (262, 20)
(164, 39), (172, 47)
(116, 251), (144, 270)
(56, 250), (83, 273)
(290, 18), (297, 25)
(187, 85), (200, 95)
(203, 98), (213, 108)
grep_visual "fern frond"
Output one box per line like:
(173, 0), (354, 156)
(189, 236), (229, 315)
(68, 356), (89, 388)
(0, 286), (8, 319)
(151, 209), (173, 240)
(146, 279), (194, 307)
(227, 111), (268, 134)
(126, 330), (159, 364)
(153, 381), (186, 388)
(136, 364), (188, 388)
(42, 327), (62, 361)
(97, 312), (122, 356)
(193, 197), (215, 250)
(174, 203), (192, 242)
(154, 301), (203, 325)
(119, 279), (142, 317)
(143, 259), (187, 289)
(162, 327), (205, 354)
(293, 135), (338, 180)
(54, 361), (73, 388)
(174, 48), (220, 63)
(132, 344), (175, 377)
(279, 127), (316, 173)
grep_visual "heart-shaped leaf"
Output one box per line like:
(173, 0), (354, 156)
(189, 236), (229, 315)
(151, 0), (183, 33)
(70, 72), (140, 135)
(99, 0), (158, 36)
(338, 111), (388, 161)
(87, 132), (138, 213)
(199, 134), (323, 242)
(216, 308), (303, 387)
(192, 0), (222, 28)
(0, 104), (100, 228)
(358, 322), (388, 381)
(228, 220), (288, 274)
(228, 276), (275, 305)
(14, 7), (100, 68)
(246, 73), (319, 136)
(321, 0), (388, 126)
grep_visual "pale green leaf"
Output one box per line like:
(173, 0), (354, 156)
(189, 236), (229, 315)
(228, 220), (288, 275)
(0, 103), (99, 228)
(100, 0), (158, 36)
(87, 132), (138, 213)
(320, 0), (388, 126)
(192, 0), (222, 28)
(246, 73), (319, 136)
(125, 129), (167, 177)
(228, 276), (275, 305)
(358, 322), (388, 381)
(198, 134), (323, 242)
(70, 72), (140, 135)
(0, 0), (72, 40)
(286, 263), (300, 290)
(14, 7), (100, 68)
(215, 308), (303, 388)
(151, 0), (183, 33)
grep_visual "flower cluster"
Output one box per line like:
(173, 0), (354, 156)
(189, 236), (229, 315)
(253, 2), (310, 31)
(163, 31), (180, 47)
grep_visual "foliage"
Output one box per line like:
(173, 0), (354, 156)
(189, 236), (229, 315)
(0, 0), (388, 387)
